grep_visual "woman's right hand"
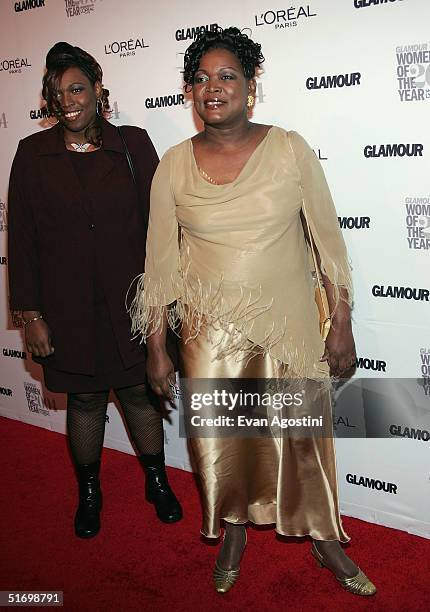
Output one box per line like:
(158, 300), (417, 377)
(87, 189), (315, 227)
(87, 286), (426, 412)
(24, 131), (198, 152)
(24, 318), (54, 357)
(146, 346), (175, 400)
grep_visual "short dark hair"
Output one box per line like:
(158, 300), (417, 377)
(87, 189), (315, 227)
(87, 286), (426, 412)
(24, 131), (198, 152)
(42, 42), (109, 145)
(183, 26), (264, 88)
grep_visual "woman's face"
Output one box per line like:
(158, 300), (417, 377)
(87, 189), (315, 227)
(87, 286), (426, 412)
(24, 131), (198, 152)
(53, 66), (101, 133)
(192, 47), (254, 128)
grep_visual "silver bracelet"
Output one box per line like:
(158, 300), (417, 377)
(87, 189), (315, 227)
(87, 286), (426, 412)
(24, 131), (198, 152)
(23, 314), (43, 327)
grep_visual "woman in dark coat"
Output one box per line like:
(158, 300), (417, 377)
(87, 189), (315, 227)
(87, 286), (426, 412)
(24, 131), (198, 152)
(8, 42), (182, 538)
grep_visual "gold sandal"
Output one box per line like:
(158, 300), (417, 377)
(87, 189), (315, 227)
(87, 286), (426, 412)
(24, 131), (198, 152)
(213, 529), (247, 593)
(311, 542), (376, 596)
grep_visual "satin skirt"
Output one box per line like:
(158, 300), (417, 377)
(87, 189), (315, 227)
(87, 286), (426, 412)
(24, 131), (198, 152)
(179, 319), (349, 542)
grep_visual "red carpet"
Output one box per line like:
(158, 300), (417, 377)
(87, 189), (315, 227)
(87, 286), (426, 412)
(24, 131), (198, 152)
(1, 416), (427, 611)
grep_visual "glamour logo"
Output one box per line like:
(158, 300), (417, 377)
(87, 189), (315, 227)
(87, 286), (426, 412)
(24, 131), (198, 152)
(0, 58), (31, 75)
(0, 199), (7, 232)
(338, 216), (370, 229)
(346, 473), (397, 494)
(405, 197), (430, 250)
(372, 285), (430, 301)
(64, 0), (98, 18)
(364, 143), (423, 158)
(254, 5), (316, 29)
(396, 43), (430, 102)
(30, 108), (56, 120)
(145, 94), (185, 109)
(3, 348), (27, 359)
(355, 357), (386, 372)
(389, 424), (430, 442)
(15, 0), (45, 11)
(306, 73), (361, 90)
(104, 38), (149, 59)
(354, 0), (404, 7)
(175, 24), (219, 42)
(0, 257), (6, 265)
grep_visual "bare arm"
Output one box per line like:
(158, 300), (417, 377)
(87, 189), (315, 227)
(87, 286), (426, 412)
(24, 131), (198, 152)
(146, 307), (175, 400)
(319, 279), (356, 377)
(129, 148), (180, 398)
(301, 211), (356, 377)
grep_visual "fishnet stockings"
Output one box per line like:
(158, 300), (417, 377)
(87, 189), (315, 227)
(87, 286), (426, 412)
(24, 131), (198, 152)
(67, 383), (163, 465)
(115, 383), (163, 456)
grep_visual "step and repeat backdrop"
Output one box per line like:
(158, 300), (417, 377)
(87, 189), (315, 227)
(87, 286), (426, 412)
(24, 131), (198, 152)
(0, 0), (429, 538)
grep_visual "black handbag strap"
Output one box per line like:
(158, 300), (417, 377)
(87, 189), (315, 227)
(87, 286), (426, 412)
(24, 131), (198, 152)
(117, 125), (137, 186)
(117, 126), (148, 234)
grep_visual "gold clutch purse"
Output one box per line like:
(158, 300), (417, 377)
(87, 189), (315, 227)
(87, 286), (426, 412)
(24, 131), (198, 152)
(313, 274), (331, 341)
(302, 205), (331, 341)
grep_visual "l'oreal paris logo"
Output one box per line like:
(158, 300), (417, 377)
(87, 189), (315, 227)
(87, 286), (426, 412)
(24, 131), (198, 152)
(0, 58), (31, 74)
(254, 5), (316, 28)
(104, 38), (149, 58)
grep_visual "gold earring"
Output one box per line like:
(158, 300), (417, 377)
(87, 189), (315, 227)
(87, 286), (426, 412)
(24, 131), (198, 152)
(247, 94), (255, 108)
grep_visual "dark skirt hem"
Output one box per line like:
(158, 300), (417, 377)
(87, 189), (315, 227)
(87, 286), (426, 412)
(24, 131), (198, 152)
(43, 360), (147, 394)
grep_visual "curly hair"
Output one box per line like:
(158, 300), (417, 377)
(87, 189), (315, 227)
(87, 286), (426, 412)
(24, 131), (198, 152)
(183, 26), (264, 89)
(42, 42), (110, 146)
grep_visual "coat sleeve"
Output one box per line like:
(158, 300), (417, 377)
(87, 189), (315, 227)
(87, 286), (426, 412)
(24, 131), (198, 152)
(7, 140), (42, 311)
(138, 129), (159, 229)
(288, 130), (353, 309)
(128, 147), (182, 339)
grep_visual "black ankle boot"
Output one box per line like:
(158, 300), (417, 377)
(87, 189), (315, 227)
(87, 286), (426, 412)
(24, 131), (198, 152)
(139, 452), (182, 523)
(74, 460), (102, 538)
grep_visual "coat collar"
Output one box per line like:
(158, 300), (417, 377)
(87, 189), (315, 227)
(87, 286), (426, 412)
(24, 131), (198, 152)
(37, 117), (124, 156)
(37, 118), (125, 219)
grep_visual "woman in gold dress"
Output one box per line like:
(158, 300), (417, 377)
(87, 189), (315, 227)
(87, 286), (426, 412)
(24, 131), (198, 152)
(130, 27), (376, 596)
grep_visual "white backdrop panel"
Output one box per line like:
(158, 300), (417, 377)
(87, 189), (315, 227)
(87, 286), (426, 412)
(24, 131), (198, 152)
(0, 0), (429, 538)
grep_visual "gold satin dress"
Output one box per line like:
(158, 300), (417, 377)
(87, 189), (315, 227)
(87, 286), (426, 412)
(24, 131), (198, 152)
(130, 127), (352, 542)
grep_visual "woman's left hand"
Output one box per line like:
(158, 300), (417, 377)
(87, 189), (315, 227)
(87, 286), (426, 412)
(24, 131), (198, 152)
(320, 318), (356, 378)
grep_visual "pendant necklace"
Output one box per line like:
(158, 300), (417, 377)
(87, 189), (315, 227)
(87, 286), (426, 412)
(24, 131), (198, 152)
(70, 142), (92, 153)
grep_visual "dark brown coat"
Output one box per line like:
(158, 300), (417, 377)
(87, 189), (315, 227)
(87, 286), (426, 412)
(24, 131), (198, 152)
(8, 118), (159, 374)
